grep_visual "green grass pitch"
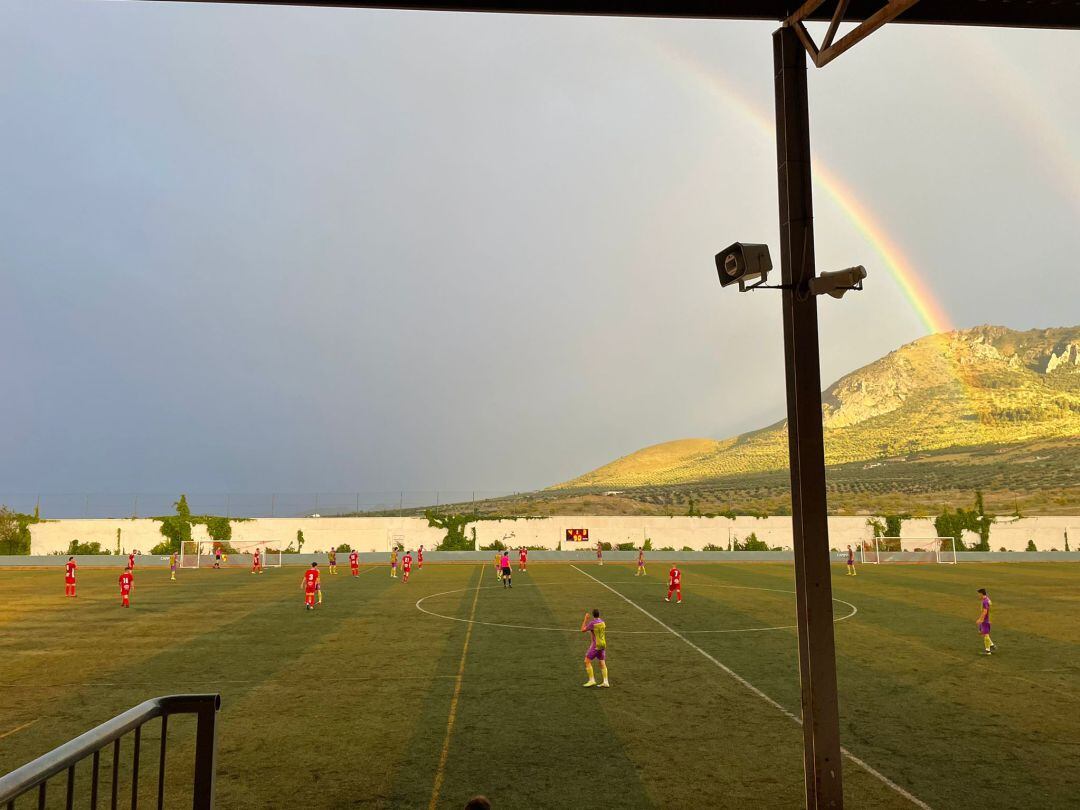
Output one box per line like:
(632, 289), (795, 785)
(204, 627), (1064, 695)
(1, 561), (1077, 808)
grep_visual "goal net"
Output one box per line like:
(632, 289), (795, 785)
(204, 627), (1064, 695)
(230, 541), (283, 568)
(179, 540), (206, 569)
(861, 537), (957, 564)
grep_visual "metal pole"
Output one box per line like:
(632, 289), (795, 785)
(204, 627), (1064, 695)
(773, 25), (844, 809)
(191, 702), (218, 810)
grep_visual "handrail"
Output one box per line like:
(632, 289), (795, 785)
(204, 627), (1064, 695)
(0, 693), (220, 808)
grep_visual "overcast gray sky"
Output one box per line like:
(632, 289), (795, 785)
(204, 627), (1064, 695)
(2, 1), (1078, 502)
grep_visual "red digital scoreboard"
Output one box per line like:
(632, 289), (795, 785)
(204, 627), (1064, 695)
(565, 528), (589, 543)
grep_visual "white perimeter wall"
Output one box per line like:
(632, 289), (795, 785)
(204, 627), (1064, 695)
(28, 515), (1080, 555)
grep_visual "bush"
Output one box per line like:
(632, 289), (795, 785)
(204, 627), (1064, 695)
(63, 539), (112, 555)
(0, 506), (38, 555)
(336, 543), (353, 553)
(658, 546), (675, 552)
(702, 544), (726, 551)
(643, 537), (653, 551)
(616, 542), (636, 551)
(600, 542), (613, 551)
(1026, 539), (1038, 551)
(681, 546), (694, 552)
(480, 540), (507, 551)
(150, 541), (173, 555)
(734, 532), (770, 551)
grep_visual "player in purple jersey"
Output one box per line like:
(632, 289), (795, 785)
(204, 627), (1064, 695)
(580, 608), (609, 688)
(976, 588), (996, 655)
(846, 545), (856, 576)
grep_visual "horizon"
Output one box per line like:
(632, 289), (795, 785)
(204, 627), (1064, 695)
(2, 3), (1079, 497)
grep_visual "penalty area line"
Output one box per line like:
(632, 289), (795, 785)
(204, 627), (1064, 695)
(428, 565), (483, 810)
(570, 565), (930, 810)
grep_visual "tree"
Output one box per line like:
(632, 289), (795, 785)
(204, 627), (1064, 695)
(0, 506), (37, 555)
(0, 507), (23, 555)
(155, 495), (194, 554)
(426, 510), (479, 551)
(1065, 531), (1071, 553)
(934, 491), (994, 552)
(1026, 539), (1037, 552)
(296, 530), (305, 554)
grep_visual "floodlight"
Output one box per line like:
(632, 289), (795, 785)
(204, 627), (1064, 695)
(715, 242), (773, 291)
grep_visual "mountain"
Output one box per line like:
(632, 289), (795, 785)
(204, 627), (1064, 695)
(555, 325), (1080, 490)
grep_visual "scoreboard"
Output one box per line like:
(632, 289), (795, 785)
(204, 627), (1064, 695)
(565, 528), (589, 543)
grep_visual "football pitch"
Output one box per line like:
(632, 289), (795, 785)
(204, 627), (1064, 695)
(1, 562), (1077, 809)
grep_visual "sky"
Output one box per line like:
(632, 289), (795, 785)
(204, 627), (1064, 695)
(2, 1), (1079, 506)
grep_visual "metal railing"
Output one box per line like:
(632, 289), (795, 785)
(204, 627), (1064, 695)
(0, 694), (220, 810)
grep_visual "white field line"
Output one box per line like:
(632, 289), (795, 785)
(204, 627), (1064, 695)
(571, 565), (931, 810)
(0, 719), (38, 740)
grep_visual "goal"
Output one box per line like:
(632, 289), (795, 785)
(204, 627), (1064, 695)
(860, 537), (957, 564)
(230, 541), (283, 568)
(179, 540), (206, 569)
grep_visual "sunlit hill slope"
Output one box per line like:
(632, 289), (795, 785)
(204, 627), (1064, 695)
(556, 326), (1080, 489)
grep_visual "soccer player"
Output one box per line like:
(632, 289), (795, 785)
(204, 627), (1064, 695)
(128, 551), (136, 572)
(302, 562), (320, 610)
(328, 548), (338, 575)
(596, 541), (603, 566)
(390, 548), (399, 579)
(169, 551), (178, 581)
(846, 545), (857, 576)
(417, 545), (424, 570)
(518, 546), (528, 572)
(402, 550), (413, 583)
(493, 551), (502, 582)
(64, 556), (78, 597)
(500, 550), (512, 589)
(976, 588), (996, 655)
(119, 566), (134, 608)
(252, 548), (263, 574)
(349, 549), (360, 577)
(666, 564), (682, 603)
(581, 608), (609, 688)
(635, 547), (646, 577)
(213, 547), (222, 569)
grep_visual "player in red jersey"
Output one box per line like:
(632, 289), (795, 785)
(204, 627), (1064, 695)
(518, 546), (528, 572)
(417, 545), (424, 569)
(402, 550), (413, 583)
(128, 551), (136, 571)
(302, 562), (320, 610)
(666, 565), (682, 604)
(119, 566), (134, 607)
(349, 550), (360, 576)
(64, 557), (78, 597)
(252, 548), (263, 574)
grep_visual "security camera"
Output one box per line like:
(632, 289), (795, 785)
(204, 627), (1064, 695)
(715, 242), (773, 291)
(809, 265), (866, 299)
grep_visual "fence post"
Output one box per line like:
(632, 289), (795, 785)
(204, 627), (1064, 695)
(191, 700), (219, 810)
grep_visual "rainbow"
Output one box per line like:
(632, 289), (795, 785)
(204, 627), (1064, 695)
(647, 40), (954, 336)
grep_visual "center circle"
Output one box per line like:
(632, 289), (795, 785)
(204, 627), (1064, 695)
(415, 580), (858, 635)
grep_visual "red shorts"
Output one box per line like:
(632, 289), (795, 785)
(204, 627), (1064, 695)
(65, 577), (76, 585)
(121, 588), (131, 596)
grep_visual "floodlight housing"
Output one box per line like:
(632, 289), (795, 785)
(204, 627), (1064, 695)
(809, 265), (867, 299)
(715, 242), (773, 291)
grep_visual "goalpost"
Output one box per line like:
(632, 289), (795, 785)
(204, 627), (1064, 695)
(860, 537), (957, 564)
(179, 540), (205, 569)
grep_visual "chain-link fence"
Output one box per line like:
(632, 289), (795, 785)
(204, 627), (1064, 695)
(0, 492), (522, 519)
